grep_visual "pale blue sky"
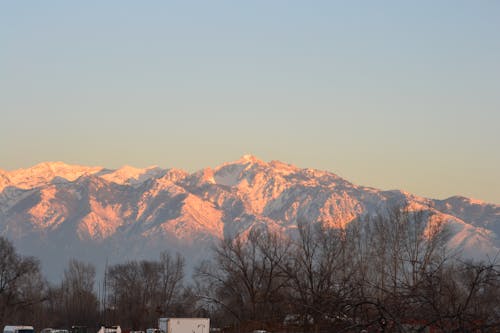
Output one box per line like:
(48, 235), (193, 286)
(1, 1), (499, 203)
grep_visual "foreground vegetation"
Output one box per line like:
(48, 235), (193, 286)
(1, 208), (499, 332)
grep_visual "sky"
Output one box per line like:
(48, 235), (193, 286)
(1, 1), (499, 204)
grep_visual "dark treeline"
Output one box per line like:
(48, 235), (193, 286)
(1, 208), (500, 332)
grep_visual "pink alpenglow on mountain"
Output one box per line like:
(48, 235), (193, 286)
(0, 156), (498, 280)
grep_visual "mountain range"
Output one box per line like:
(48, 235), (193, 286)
(1, 155), (499, 281)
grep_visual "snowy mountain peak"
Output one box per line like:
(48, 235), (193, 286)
(1, 161), (104, 191)
(269, 160), (299, 173)
(99, 165), (166, 186)
(212, 155), (269, 186)
(158, 168), (189, 184)
(443, 195), (487, 206)
(234, 154), (267, 166)
(240, 154), (261, 162)
(13, 161), (102, 176)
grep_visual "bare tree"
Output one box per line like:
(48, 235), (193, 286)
(106, 252), (185, 329)
(158, 251), (185, 316)
(60, 259), (99, 327)
(283, 221), (362, 332)
(348, 206), (451, 331)
(107, 260), (152, 329)
(0, 237), (46, 328)
(195, 228), (290, 329)
(421, 259), (500, 332)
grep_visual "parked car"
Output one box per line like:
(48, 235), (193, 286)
(42, 328), (69, 333)
(97, 326), (121, 333)
(4, 326), (35, 333)
(146, 329), (161, 333)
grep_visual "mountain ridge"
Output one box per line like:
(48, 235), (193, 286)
(0, 156), (498, 281)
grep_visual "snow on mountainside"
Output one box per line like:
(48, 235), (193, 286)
(99, 165), (167, 186)
(433, 196), (500, 233)
(0, 161), (104, 191)
(0, 156), (499, 281)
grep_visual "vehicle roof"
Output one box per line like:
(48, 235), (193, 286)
(4, 327), (35, 330)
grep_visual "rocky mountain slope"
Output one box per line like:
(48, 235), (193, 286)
(1, 155), (499, 281)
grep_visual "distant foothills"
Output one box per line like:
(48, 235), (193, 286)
(0, 155), (499, 281)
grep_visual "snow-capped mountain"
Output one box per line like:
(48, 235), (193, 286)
(0, 156), (499, 281)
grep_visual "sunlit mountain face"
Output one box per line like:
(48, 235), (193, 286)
(1, 155), (499, 281)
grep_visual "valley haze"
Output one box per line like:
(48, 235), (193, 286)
(0, 155), (498, 281)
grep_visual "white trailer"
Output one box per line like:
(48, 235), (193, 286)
(158, 318), (209, 333)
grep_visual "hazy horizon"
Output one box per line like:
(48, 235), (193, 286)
(1, 1), (499, 203)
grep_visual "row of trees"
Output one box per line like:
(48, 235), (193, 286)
(0, 245), (192, 330)
(197, 209), (500, 332)
(1, 208), (500, 332)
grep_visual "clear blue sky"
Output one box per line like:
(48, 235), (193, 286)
(1, 1), (499, 203)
